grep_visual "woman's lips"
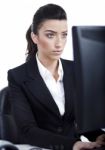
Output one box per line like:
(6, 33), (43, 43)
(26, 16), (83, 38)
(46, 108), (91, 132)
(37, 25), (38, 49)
(53, 50), (62, 52)
(52, 50), (62, 55)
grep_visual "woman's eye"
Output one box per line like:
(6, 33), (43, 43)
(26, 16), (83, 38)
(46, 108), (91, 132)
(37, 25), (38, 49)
(46, 33), (54, 38)
(62, 33), (67, 38)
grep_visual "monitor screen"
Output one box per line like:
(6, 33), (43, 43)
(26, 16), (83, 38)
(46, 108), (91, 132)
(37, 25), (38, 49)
(72, 26), (105, 133)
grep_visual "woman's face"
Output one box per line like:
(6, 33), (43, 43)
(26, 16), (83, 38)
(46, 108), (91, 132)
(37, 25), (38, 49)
(31, 19), (68, 61)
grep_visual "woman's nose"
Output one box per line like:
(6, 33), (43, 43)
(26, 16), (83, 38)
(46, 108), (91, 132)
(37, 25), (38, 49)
(55, 37), (62, 47)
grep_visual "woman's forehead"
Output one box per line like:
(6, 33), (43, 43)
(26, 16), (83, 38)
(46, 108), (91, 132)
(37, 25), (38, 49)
(39, 19), (68, 32)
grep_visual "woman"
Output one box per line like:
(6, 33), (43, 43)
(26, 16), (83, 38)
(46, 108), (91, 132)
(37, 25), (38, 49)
(8, 3), (102, 150)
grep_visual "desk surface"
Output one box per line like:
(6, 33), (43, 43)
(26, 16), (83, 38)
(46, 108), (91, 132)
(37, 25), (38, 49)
(0, 140), (50, 150)
(16, 145), (105, 150)
(16, 144), (50, 150)
(94, 147), (105, 150)
(0, 140), (105, 150)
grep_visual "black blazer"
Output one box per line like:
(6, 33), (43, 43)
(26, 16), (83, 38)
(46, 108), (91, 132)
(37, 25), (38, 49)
(8, 57), (79, 150)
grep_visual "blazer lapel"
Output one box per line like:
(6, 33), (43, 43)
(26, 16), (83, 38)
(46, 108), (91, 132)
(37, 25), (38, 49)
(61, 59), (74, 117)
(24, 57), (61, 117)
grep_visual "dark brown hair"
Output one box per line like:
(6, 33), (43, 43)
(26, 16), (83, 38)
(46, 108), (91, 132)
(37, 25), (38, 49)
(26, 3), (67, 61)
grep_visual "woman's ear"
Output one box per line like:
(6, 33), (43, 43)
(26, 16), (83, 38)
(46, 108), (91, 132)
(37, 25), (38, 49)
(31, 32), (38, 44)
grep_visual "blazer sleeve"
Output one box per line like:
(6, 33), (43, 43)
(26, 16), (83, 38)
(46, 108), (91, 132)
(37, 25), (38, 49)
(8, 70), (79, 150)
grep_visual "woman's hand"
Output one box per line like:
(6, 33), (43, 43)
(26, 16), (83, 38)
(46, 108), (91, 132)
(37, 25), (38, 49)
(96, 134), (105, 146)
(73, 141), (101, 150)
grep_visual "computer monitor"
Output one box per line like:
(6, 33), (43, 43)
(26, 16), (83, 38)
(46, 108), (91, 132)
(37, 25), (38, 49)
(72, 26), (105, 133)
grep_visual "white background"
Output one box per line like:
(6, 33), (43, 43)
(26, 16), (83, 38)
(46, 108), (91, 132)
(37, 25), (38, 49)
(0, 0), (105, 90)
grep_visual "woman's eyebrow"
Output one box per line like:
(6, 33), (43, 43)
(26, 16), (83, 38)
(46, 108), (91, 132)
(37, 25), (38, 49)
(44, 30), (57, 33)
(62, 31), (68, 33)
(44, 30), (68, 33)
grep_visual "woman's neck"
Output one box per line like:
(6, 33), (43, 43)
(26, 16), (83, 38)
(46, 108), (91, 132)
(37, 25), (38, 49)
(37, 55), (59, 80)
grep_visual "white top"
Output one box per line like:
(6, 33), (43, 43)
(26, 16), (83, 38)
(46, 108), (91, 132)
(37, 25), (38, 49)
(36, 55), (65, 116)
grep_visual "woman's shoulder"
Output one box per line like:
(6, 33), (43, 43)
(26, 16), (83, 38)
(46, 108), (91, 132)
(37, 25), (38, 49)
(61, 58), (75, 76)
(61, 58), (74, 67)
(61, 58), (74, 62)
(8, 61), (27, 83)
(8, 62), (26, 74)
